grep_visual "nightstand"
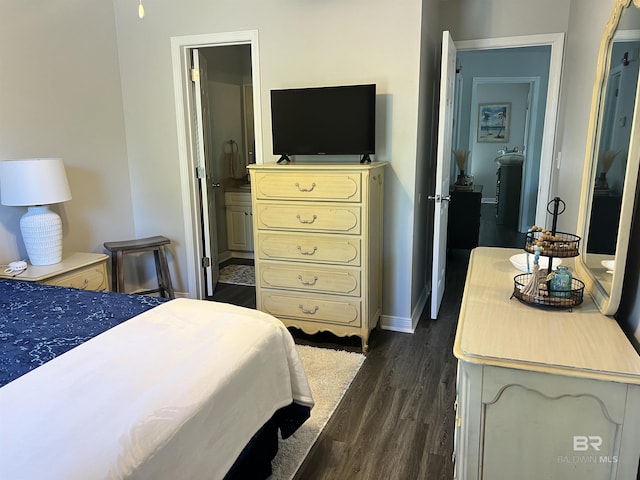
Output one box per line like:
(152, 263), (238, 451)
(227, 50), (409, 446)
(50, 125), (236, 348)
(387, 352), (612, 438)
(448, 184), (483, 249)
(0, 252), (109, 291)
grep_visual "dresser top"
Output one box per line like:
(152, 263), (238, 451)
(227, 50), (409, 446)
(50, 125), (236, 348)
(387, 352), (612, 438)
(0, 252), (108, 282)
(454, 247), (640, 383)
(247, 161), (387, 171)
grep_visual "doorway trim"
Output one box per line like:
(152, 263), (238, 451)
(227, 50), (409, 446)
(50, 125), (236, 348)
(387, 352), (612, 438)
(170, 30), (262, 299)
(455, 33), (565, 227)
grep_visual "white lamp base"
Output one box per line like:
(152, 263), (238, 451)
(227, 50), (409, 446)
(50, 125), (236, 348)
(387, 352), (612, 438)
(20, 206), (64, 266)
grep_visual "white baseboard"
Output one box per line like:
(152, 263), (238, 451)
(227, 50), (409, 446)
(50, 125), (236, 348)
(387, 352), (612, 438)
(218, 251), (254, 264)
(379, 287), (428, 333)
(481, 198), (498, 204)
(379, 314), (415, 333)
(229, 251), (255, 260)
(412, 286), (428, 327)
(218, 251), (232, 263)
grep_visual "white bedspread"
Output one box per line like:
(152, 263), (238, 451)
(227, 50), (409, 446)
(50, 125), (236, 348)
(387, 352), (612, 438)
(0, 298), (314, 480)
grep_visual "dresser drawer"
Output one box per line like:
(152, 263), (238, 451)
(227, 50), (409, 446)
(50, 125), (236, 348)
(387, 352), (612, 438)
(255, 203), (361, 234)
(257, 232), (360, 265)
(253, 171), (361, 202)
(258, 262), (361, 295)
(261, 291), (361, 326)
(42, 265), (108, 291)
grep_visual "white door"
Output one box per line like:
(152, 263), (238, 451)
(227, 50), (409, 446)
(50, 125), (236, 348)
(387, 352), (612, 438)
(430, 31), (457, 319)
(191, 49), (220, 296)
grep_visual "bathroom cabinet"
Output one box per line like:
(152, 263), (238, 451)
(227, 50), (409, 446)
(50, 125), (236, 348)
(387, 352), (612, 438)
(496, 165), (522, 226)
(448, 185), (483, 249)
(225, 191), (254, 253)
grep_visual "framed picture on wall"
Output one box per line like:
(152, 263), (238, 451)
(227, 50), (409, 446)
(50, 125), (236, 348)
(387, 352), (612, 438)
(477, 102), (511, 143)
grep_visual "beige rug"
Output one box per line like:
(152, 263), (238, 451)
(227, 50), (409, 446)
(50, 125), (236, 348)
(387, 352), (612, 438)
(218, 264), (255, 286)
(269, 345), (366, 479)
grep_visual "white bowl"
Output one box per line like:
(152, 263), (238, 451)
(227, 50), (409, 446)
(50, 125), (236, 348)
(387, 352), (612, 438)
(601, 260), (615, 272)
(510, 253), (562, 272)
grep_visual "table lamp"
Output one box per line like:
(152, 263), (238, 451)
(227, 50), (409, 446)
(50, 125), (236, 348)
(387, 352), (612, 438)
(0, 158), (72, 265)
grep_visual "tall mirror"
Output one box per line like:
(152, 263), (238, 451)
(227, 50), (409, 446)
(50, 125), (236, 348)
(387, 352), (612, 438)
(576, 0), (640, 315)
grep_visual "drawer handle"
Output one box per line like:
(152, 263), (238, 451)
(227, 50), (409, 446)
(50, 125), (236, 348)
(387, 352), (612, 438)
(296, 182), (316, 192)
(75, 279), (89, 290)
(297, 245), (318, 256)
(298, 304), (319, 315)
(298, 275), (319, 286)
(296, 214), (317, 224)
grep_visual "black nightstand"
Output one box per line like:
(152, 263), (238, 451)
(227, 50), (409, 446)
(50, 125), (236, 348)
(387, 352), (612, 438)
(448, 185), (483, 249)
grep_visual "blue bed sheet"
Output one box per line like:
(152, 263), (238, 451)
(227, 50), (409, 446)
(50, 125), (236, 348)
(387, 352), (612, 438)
(0, 279), (167, 387)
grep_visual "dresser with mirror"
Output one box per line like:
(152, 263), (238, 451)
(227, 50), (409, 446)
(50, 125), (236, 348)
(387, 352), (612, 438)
(453, 1), (640, 478)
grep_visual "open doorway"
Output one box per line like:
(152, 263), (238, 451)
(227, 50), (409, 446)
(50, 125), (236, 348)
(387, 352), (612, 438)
(197, 45), (256, 301)
(447, 34), (564, 250)
(171, 30), (262, 300)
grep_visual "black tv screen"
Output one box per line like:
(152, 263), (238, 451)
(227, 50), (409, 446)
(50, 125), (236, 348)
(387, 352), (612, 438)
(271, 84), (376, 157)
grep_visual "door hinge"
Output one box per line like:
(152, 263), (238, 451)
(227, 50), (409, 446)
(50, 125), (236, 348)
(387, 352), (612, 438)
(201, 256), (211, 268)
(191, 68), (200, 83)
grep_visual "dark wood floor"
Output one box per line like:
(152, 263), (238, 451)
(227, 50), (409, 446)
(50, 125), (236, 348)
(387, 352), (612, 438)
(209, 208), (524, 478)
(210, 252), (470, 479)
(293, 251), (467, 480)
(207, 258), (256, 308)
(478, 202), (526, 248)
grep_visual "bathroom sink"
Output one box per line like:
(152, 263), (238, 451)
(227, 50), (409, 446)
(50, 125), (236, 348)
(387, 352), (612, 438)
(495, 153), (524, 166)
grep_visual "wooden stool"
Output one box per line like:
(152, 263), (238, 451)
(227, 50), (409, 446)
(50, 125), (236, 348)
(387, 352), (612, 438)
(103, 235), (175, 299)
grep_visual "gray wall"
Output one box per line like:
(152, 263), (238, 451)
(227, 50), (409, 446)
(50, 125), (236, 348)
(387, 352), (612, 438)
(0, 1), (135, 261)
(111, 0), (426, 324)
(0, 0), (637, 335)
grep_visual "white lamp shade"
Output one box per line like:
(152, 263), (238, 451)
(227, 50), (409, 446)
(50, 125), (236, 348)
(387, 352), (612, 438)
(0, 158), (72, 266)
(0, 158), (72, 206)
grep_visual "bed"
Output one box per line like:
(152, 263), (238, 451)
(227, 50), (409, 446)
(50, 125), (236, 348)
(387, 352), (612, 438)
(0, 279), (314, 479)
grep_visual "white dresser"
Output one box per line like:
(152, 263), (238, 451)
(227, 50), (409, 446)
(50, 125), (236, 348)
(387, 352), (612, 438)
(454, 247), (640, 479)
(247, 163), (385, 351)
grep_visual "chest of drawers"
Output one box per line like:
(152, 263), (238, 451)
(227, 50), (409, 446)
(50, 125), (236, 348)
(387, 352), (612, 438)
(247, 163), (386, 351)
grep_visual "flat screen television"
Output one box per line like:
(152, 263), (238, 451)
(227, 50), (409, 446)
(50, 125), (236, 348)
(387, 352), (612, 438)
(270, 84), (376, 163)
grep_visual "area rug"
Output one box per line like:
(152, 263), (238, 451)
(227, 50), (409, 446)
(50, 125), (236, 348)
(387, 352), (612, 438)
(218, 264), (255, 286)
(269, 345), (366, 479)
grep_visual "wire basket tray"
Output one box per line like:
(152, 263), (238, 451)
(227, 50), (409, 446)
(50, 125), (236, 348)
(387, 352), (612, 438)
(512, 273), (585, 309)
(524, 230), (580, 258)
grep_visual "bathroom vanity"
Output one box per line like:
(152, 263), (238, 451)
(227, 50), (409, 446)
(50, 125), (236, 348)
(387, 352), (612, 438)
(453, 247), (640, 479)
(494, 150), (523, 228)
